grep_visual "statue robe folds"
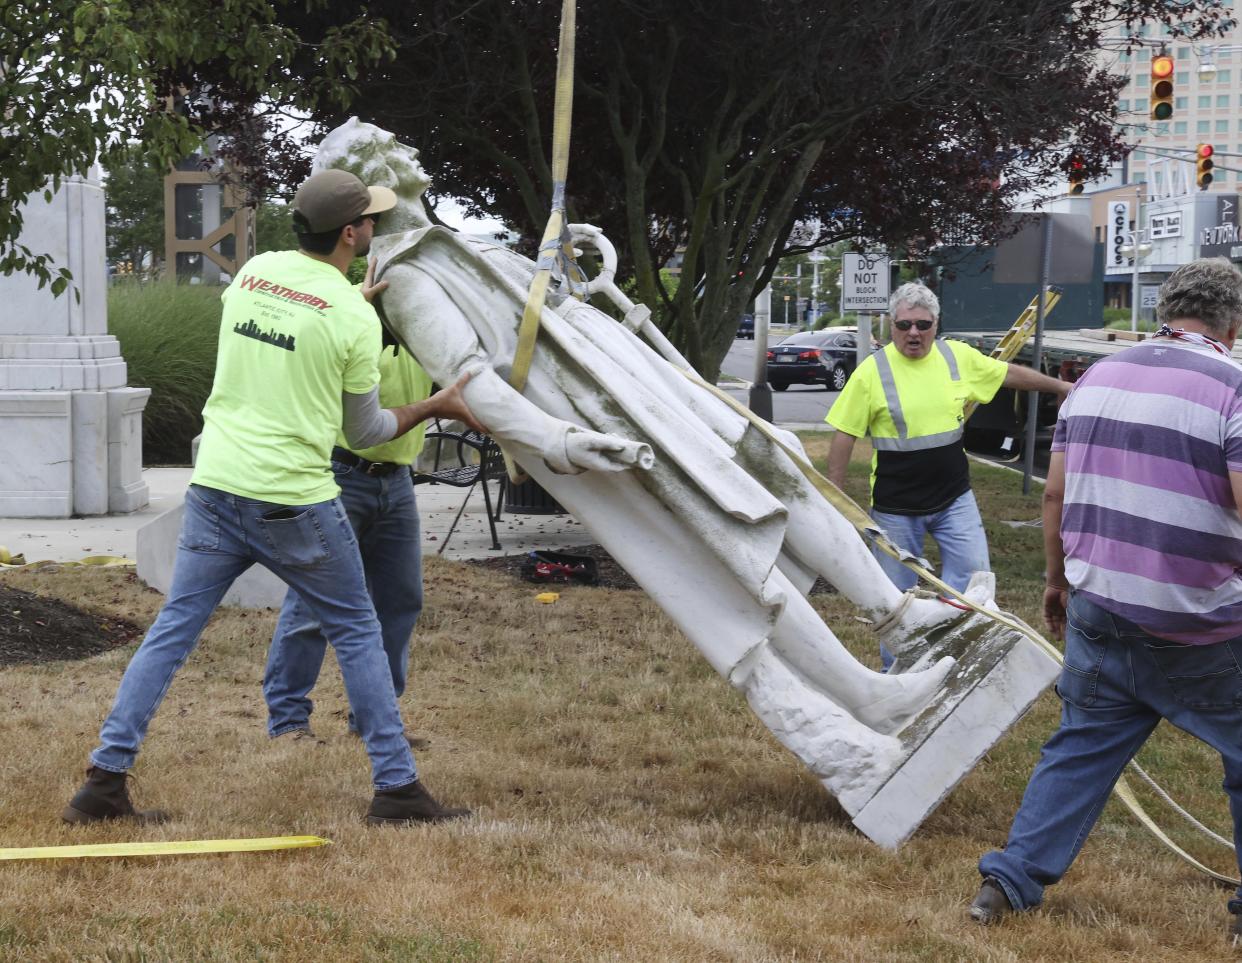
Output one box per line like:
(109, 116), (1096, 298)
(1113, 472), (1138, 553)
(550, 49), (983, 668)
(372, 227), (903, 802)
(374, 225), (804, 653)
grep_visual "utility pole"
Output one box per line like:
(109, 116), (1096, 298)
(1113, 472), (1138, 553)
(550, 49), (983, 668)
(749, 285), (773, 420)
(1131, 182), (1143, 333)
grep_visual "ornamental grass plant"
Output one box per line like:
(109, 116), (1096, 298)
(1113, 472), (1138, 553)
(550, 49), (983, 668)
(0, 443), (1238, 960)
(108, 280), (223, 465)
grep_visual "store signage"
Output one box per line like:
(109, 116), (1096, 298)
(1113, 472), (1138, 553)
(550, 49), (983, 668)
(1200, 195), (1241, 258)
(1105, 201), (1131, 275)
(1149, 211), (1182, 239)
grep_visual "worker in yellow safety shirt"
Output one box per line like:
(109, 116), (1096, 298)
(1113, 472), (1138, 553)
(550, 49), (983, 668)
(825, 281), (1070, 666)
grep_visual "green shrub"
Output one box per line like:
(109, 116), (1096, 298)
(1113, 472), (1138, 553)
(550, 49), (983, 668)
(108, 280), (224, 464)
(1102, 306), (1131, 326)
(1104, 314), (1158, 332)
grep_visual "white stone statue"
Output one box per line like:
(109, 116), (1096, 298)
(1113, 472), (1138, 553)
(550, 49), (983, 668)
(313, 120), (1052, 830)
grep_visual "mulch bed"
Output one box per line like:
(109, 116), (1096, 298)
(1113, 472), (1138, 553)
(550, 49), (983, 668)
(468, 543), (641, 591)
(0, 582), (142, 669)
(467, 543), (837, 595)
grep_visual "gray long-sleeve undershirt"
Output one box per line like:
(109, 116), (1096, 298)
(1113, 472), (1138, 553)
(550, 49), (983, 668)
(341, 387), (399, 450)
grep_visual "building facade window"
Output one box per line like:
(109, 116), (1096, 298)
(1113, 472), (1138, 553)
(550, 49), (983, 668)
(1199, 95), (1213, 108)
(1175, 121), (1188, 134)
(1199, 119), (1212, 134)
(1219, 95), (1233, 108)
(1175, 96), (1188, 110)
(1219, 70), (1234, 84)
(1217, 119), (1230, 134)
(1177, 71), (1189, 85)
(1135, 97), (1149, 112)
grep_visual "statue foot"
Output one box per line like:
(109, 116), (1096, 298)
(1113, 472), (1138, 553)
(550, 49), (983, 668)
(876, 572), (996, 659)
(852, 656), (956, 736)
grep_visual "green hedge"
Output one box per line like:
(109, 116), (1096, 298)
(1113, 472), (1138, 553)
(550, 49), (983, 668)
(108, 280), (223, 465)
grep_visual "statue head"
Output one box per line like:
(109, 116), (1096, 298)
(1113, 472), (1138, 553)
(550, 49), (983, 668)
(315, 119), (431, 218)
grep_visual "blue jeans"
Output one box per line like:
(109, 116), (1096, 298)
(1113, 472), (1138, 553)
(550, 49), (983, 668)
(264, 462), (422, 736)
(871, 489), (990, 667)
(979, 593), (1242, 910)
(91, 484), (416, 791)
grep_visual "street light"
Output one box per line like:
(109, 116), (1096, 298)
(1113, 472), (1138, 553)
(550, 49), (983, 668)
(1195, 44), (1242, 83)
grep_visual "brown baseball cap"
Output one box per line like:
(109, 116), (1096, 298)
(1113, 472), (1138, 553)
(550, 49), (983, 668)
(292, 170), (397, 233)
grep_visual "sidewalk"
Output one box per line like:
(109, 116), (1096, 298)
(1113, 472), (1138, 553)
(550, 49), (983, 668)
(0, 467), (595, 564)
(1, 402), (829, 566)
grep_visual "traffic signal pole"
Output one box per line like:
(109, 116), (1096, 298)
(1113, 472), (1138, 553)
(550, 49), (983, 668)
(1022, 214), (1054, 496)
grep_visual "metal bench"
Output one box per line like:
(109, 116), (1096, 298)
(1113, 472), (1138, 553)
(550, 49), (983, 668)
(413, 428), (505, 553)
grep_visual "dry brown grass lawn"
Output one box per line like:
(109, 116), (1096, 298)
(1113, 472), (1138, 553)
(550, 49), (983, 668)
(1, 445), (1239, 961)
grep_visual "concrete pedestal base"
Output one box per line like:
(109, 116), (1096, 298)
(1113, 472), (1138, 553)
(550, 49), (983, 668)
(844, 614), (1059, 848)
(0, 173), (151, 518)
(0, 384), (150, 517)
(136, 499), (287, 609)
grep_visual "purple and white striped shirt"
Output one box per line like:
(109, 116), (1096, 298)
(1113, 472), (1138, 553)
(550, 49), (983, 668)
(1052, 335), (1242, 644)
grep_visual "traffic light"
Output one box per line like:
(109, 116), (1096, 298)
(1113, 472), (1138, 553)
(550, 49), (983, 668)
(1068, 154), (1086, 195)
(1196, 143), (1215, 190)
(1150, 53), (1175, 120)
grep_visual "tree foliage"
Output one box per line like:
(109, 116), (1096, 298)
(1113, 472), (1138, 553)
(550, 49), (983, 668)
(61, 0), (1231, 377)
(0, 0), (392, 292)
(102, 146), (165, 274)
(269, 0), (1227, 378)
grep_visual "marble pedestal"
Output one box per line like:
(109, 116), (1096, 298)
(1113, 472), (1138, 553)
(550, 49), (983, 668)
(845, 616), (1060, 848)
(0, 174), (150, 517)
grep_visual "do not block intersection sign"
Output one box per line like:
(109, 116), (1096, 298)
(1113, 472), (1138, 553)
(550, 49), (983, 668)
(842, 253), (891, 312)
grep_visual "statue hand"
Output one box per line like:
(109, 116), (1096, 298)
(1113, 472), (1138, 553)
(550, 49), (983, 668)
(559, 428), (655, 474)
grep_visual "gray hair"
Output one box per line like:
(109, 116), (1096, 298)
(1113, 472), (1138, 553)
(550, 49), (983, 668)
(1157, 258), (1242, 337)
(890, 282), (939, 321)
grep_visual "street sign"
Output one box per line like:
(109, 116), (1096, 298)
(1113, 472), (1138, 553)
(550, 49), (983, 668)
(842, 253), (890, 312)
(1141, 284), (1160, 309)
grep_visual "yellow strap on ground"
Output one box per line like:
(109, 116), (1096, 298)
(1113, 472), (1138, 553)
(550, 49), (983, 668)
(0, 547), (134, 569)
(0, 835), (330, 861)
(674, 364), (1240, 885)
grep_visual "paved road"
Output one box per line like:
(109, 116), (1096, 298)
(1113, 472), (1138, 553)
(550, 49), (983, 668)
(719, 334), (1050, 481)
(719, 335), (838, 426)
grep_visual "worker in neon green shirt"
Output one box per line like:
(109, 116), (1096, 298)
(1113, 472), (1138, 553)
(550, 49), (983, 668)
(825, 282), (1069, 665)
(263, 341), (437, 750)
(66, 170), (481, 828)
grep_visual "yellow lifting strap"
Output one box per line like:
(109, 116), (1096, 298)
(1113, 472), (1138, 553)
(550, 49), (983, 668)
(0, 835), (331, 862)
(961, 286), (1063, 423)
(674, 364), (1239, 886)
(505, 0), (586, 484)
(0, 546), (135, 568)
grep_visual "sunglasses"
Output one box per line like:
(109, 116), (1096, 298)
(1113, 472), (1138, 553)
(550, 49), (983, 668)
(893, 318), (935, 332)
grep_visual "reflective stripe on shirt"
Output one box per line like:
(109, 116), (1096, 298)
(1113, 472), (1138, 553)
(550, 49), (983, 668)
(871, 341), (962, 452)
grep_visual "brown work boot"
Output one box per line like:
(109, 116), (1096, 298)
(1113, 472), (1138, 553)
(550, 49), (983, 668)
(969, 878), (1014, 925)
(366, 780), (471, 826)
(62, 767), (170, 825)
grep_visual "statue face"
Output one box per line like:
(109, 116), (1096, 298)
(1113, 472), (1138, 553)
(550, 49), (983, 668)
(379, 131), (430, 196)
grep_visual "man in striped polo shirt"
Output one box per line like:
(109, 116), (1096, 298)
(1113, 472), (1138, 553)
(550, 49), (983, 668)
(971, 258), (1242, 941)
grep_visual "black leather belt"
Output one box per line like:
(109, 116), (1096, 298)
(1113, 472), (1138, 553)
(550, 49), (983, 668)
(331, 447), (404, 476)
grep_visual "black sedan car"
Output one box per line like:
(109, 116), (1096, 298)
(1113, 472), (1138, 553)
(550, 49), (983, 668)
(766, 329), (864, 391)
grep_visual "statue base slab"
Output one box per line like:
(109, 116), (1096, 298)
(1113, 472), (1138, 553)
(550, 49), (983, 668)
(846, 615), (1059, 848)
(137, 499), (287, 608)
